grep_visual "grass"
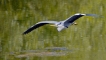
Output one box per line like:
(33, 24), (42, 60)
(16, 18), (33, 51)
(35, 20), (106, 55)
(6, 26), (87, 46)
(0, 0), (106, 60)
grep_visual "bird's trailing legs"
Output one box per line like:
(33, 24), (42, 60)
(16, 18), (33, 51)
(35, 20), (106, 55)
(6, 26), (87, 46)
(72, 22), (77, 25)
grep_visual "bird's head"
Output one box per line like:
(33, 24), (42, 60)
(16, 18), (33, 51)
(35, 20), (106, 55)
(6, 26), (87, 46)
(50, 22), (62, 27)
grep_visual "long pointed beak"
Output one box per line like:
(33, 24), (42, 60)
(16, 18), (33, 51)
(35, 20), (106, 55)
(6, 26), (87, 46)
(50, 25), (56, 27)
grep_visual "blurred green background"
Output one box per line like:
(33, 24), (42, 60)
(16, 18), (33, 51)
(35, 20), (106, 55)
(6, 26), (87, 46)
(0, 0), (106, 60)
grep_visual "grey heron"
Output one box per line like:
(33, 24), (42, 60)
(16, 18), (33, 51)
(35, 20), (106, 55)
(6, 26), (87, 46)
(23, 13), (97, 35)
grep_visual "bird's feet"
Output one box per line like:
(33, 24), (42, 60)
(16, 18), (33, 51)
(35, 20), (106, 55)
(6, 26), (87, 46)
(72, 22), (77, 25)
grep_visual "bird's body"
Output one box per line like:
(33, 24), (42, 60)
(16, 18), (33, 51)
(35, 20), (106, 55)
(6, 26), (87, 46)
(23, 13), (97, 35)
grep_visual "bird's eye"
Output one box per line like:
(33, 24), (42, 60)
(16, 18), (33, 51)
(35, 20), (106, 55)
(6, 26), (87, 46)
(58, 22), (61, 25)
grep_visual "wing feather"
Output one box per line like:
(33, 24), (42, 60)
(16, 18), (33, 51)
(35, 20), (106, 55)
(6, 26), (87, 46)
(64, 13), (98, 24)
(64, 13), (85, 23)
(23, 21), (58, 35)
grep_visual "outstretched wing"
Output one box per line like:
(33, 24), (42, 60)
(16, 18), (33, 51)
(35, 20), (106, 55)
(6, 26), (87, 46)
(64, 13), (97, 24)
(64, 13), (85, 23)
(65, 13), (98, 23)
(23, 21), (58, 35)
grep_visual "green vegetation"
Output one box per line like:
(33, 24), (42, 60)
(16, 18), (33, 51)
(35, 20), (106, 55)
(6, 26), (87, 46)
(0, 0), (106, 60)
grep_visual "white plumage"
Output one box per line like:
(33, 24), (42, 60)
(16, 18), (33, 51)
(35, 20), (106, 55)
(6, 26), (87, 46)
(23, 13), (97, 35)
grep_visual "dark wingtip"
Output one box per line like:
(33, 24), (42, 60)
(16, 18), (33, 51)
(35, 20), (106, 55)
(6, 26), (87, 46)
(22, 31), (29, 35)
(22, 32), (27, 35)
(22, 27), (34, 35)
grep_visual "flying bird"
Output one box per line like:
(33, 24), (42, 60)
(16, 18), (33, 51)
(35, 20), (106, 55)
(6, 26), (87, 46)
(23, 13), (97, 35)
